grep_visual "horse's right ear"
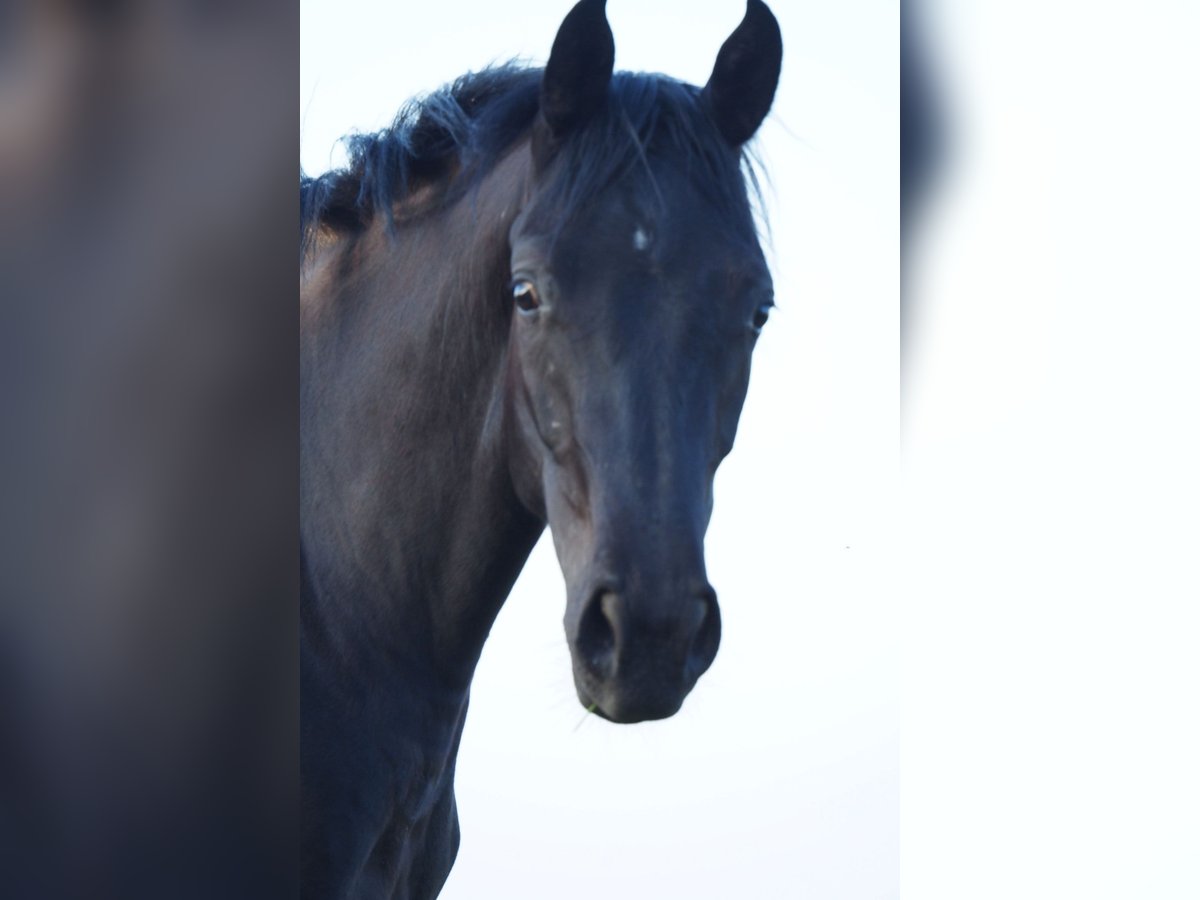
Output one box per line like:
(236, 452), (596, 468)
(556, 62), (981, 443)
(535, 0), (615, 164)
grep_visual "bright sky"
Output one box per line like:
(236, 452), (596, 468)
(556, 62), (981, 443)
(301, 2), (899, 896)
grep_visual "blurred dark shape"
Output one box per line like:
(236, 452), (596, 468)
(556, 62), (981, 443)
(0, 1), (297, 897)
(901, 0), (944, 347)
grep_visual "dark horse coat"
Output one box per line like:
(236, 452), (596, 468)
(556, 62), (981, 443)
(300, 1), (782, 896)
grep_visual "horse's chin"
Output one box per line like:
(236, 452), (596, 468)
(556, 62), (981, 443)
(574, 674), (690, 724)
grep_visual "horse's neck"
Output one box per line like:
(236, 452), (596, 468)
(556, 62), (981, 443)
(301, 148), (542, 692)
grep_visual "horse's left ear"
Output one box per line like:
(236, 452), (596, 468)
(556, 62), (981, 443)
(535, 0), (615, 163)
(703, 0), (783, 147)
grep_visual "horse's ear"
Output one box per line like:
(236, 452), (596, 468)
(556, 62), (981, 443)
(536, 0), (614, 160)
(703, 0), (783, 147)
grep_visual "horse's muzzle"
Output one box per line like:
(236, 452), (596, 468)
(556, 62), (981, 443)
(570, 583), (721, 723)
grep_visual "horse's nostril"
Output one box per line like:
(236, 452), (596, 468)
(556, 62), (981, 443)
(577, 589), (618, 678)
(686, 590), (721, 681)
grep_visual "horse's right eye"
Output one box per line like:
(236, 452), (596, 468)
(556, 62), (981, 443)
(513, 280), (540, 313)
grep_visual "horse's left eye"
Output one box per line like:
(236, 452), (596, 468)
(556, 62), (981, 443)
(751, 304), (772, 333)
(513, 280), (540, 313)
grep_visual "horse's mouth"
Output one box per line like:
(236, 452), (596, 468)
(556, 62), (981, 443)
(582, 698), (615, 722)
(574, 681), (610, 721)
(573, 673), (689, 724)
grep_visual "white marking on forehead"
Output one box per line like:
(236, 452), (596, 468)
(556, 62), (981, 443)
(632, 225), (650, 252)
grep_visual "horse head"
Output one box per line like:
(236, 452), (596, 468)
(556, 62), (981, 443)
(504, 0), (782, 723)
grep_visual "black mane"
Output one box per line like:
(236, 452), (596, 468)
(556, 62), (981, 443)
(300, 62), (762, 259)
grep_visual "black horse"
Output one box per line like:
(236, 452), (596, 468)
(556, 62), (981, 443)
(300, 1), (782, 896)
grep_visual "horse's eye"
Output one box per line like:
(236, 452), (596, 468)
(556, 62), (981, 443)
(751, 304), (772, 333)
(513, 280), (540, 313)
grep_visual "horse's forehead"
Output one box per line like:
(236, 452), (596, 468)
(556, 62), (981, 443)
(517, 165), (762, 287)
(540, 209), (764, 306)
(573, 189), (750, 257)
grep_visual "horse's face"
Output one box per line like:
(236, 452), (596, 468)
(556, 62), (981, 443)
(504, 0), (782, 723)
(507, 163), (772, 722)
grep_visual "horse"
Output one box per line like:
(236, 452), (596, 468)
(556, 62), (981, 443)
(299, 0), (782, 896)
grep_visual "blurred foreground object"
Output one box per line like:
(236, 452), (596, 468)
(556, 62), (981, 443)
(903, 2), (1200, 898)
(1, 2), (297, 897)
(900, 0), (943, 345)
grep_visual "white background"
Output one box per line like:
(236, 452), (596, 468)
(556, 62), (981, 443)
(904, 2), (1200, 898)
(302, 1), (898, 897)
